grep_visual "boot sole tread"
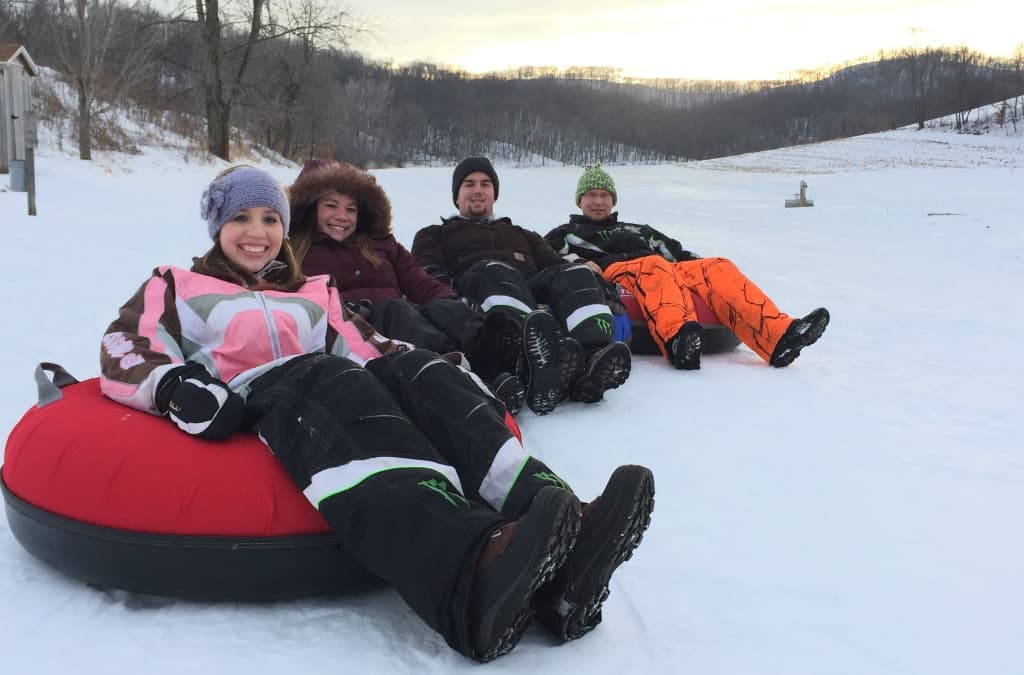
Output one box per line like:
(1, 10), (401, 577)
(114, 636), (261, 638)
(536, 466), (655, 641)
(472, 489), (581, 661)
(771, 309), (829, 368)
(570, 343), (632, 403)
(522, 313), (562, 415)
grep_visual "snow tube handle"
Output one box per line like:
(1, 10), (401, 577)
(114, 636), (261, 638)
(35, 362), (80, 408)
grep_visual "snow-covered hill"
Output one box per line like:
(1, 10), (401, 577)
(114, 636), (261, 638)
(1, 118), (1021, 674)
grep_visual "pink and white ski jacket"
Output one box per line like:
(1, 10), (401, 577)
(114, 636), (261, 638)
(101, 266), (389, 414)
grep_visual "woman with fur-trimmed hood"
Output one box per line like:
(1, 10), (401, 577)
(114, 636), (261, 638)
(290, 159), (456, 307)
(289, 159), (527, 414)
(289, 159), (470, 358)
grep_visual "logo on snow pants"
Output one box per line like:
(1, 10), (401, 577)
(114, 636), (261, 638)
(418, 478), (468, 508)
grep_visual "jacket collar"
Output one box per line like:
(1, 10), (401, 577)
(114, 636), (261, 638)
(569, 212), (619, 225)
(443, 214), (512, 226)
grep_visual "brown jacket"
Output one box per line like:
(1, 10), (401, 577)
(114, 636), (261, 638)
(412, 216), (565, 284)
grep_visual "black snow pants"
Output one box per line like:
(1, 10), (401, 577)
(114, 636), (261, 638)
(244, 349), (571, 657)
(456, 260), (616, 351)
(367, 297), (485, 357)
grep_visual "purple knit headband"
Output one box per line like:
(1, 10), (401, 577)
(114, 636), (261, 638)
(200, 167), (290, 239)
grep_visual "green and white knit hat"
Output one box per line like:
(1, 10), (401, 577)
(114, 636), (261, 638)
(575, 162), (617, 206)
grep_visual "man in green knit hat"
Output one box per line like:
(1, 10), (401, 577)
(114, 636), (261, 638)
(544, 163), (830, 371)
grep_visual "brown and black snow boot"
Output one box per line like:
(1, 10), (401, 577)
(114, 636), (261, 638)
(468, 487), (581, 662)
(534, 465), (655, 642)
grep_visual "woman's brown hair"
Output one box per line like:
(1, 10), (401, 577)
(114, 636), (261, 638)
(192, 238), (307, 292)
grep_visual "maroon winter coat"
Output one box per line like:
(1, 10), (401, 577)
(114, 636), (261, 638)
(289, 161), (456, 306)
(302, 232), (456, 305)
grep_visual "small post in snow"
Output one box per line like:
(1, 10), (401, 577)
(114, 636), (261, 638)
(26, 145), (36, 216)
(25, 112), (37, 216)
(784, 180), (814, 208)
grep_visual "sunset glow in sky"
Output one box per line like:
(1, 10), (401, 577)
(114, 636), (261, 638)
(355, 0), (1023, 80)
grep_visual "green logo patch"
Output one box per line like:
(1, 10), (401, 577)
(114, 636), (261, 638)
(418, 478), (468, 508)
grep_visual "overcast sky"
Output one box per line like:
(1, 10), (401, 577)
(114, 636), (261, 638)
(350, 0), (1023, 80)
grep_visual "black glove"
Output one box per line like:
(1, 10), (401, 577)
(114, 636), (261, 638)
(457, 296), (480, 312)
(155, 364), (245, 440)
(422, 264), (452, 286)
(596, 277), (628, 316)
(344, 299), (373, 320)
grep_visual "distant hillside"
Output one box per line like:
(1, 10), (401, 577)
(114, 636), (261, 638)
(363, 53), (1022, 165)
(3, 0), (1021, 168)
(28, 58), (1022, 183)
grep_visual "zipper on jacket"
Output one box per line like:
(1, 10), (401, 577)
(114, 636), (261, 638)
(255, 291), (283, 360)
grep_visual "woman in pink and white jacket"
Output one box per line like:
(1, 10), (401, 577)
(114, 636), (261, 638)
(98, 166), (656, 662)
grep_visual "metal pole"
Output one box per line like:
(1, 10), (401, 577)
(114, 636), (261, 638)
(26, 145), (36, 216)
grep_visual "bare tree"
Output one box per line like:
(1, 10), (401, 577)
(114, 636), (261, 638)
(1009, 43), (1024, 133)
(0, 0), (12, 37)
(947, 44), (986, 130)
(265, 0), (360, 157)
(41, 0), (156, 159)
(900, 46), (941, 129)
(335, 77), (390, 162)
(192, 0), (359, 161)
(0, 0), (28, 39)
(193, 0), (251, 161)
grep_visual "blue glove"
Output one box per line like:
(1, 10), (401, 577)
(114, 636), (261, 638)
(155, 364), (245, 440)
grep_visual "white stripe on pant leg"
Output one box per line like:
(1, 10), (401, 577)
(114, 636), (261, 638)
(565, 303), (613, 333)
(478, 436), (530, 512)
(301, 456), (464, 508)
(480, 295), (532, 315)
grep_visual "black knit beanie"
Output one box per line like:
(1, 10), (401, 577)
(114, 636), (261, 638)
(451, 156), (499, 206)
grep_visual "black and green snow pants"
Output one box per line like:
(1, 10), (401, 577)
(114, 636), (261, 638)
(456, 260), (616, 351)
(244, 349), (571, 657)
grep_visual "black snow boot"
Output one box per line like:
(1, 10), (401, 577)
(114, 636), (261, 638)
(469, 311), (523, 378)
(489, 372), (526, 416)
(569, 342), (631, 403)
(519, 310), (563, 415)
(769, 307), (830, 368)
(469, 486), (581, 662)
(667, 321), (703, 370)
(534, 465), (654, 642)
(558, 336), (585, 401)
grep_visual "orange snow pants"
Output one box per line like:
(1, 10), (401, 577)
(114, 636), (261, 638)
(603, 256), (794, 363)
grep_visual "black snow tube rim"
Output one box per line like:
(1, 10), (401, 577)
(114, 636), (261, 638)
(1, 471), (384, 602)
(627, 320), (741, 356)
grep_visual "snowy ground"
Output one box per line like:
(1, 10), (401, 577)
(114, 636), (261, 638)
(1, 120), (1022, 674)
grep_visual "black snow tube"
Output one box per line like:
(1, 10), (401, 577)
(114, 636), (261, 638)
(621, 291), (741, 356)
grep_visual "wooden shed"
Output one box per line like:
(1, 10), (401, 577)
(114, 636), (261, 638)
(1, 42), (39, 174)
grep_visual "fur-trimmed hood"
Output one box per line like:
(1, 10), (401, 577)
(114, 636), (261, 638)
(288, 161), (393, 239)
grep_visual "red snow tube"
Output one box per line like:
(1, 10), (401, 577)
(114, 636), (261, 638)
(1, 366), (381, 601)
(621, 291), (740, 355)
